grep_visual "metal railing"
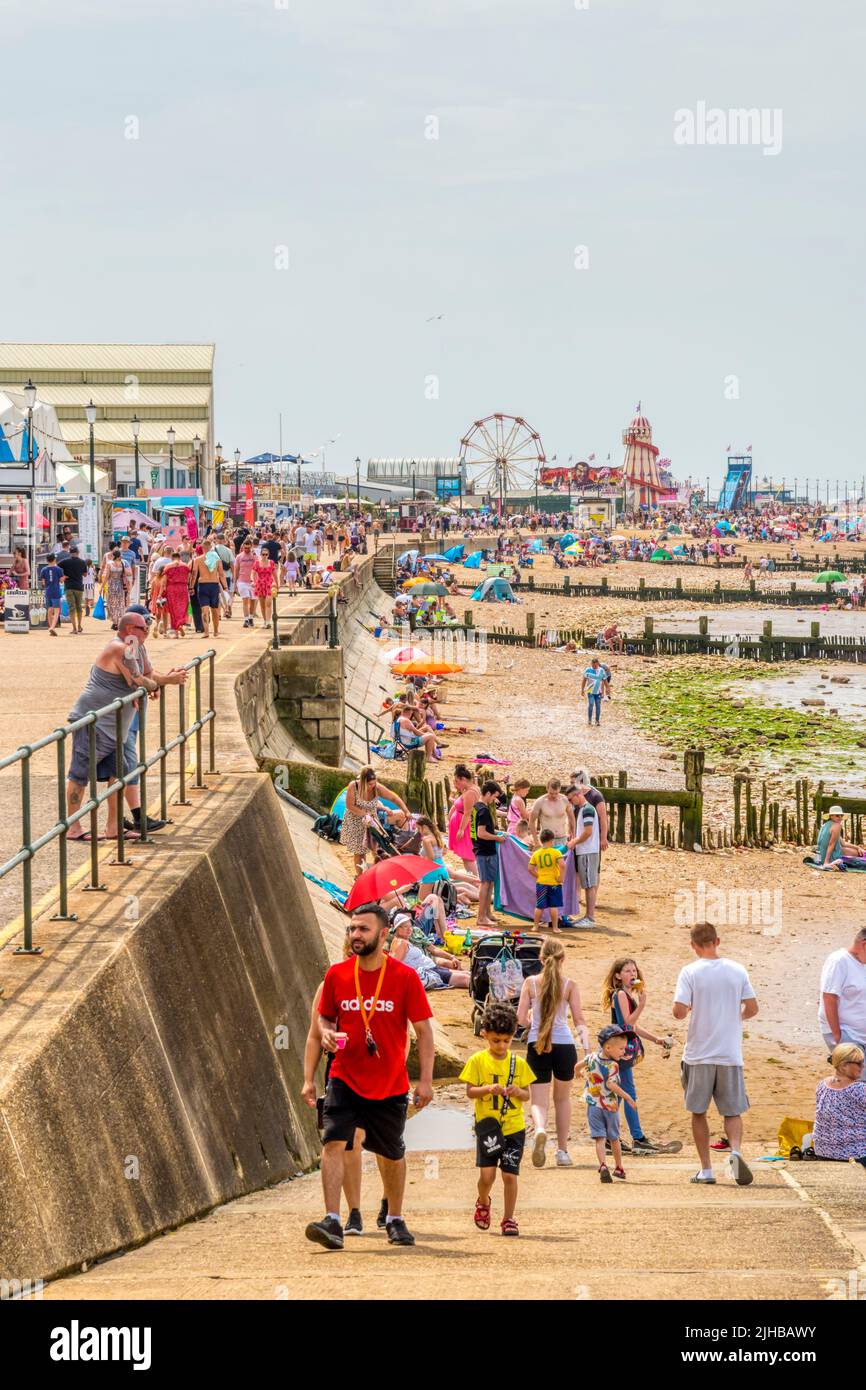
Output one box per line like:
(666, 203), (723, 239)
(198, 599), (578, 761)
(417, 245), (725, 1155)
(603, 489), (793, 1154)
(0, 650), (217, 956)
(271, 589), (339, 650)
(344, 702), (385, 763)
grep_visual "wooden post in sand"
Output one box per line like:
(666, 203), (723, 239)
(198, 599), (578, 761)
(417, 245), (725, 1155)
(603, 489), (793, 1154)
(405, 750), (426, 811)
(526, 611), (536, 642)
(683, 747), (704, 850)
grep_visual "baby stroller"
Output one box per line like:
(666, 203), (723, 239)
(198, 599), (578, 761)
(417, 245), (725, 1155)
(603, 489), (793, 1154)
(470, 932), (543, 1037)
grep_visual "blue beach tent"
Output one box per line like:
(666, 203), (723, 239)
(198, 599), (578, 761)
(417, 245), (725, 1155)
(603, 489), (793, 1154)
(443, 544), (465, 562)
(472, 577), (517, 602)
(463, 550), (484, 569)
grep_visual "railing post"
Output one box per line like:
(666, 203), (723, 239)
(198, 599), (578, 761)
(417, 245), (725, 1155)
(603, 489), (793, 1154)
(208, 652), (217, 773)
(110, 704), (132, 867)
(50, 733), (77, 923)
(13, 750), (42, 954)
(272, 598), (279, 649)
(138, 698), (149, 844)
(83, 721), (107, 893)
(159, 686), (169, 822)
(194, 662), (204, 788)
(177, 680), (191, 806)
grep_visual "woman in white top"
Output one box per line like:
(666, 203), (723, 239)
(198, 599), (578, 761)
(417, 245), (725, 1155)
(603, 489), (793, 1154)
(517, 938), (590, 1168)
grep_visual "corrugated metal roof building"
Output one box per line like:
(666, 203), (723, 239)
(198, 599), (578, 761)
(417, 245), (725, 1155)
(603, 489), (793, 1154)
(0, 343), (216, 493)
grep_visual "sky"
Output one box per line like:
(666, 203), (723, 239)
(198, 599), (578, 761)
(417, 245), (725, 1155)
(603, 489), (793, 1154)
(3, 0), (864, 489)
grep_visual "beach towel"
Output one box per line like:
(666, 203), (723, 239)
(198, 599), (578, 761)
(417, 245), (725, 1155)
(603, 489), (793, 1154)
(302, 871), (349, 904)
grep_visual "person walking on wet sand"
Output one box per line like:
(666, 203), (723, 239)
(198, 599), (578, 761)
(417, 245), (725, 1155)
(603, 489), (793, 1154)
(673, 922), (758, 1186)
(581, 657), (606, 725)
(306, 904), (434, 1251)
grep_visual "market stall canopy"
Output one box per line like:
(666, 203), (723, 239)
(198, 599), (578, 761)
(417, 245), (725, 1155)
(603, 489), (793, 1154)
(0, 388), (73, 465)
(110, 508), (161, 530)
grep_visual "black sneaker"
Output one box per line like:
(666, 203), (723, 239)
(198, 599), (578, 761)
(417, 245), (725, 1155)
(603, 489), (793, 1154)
(632, 1138), (658, 1154)
(304, 1216), (344, 1250)
(345, 1208), (363, 1236)
(386, 1217), (415, 1246)
(605, 1139), (632, 1154)
(376, 1197), (388, 1229)
(125, 815), (169, 834)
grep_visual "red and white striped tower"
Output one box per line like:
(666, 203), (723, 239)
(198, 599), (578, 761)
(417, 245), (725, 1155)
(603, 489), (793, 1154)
(622, 404), (664, 508)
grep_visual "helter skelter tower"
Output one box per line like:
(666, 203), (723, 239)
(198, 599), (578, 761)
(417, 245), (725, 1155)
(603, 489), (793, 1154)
(622, 403), (664, 508)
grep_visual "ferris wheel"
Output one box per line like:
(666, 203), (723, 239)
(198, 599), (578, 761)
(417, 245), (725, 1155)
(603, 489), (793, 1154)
(459, 413), (546, 497)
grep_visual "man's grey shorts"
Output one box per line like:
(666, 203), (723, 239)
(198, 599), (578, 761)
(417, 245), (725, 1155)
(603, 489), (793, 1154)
(69, 727), (135, 785)
(681, 1062), (749, 1116)
(587, 1106), (620, 1139)
(575, 852), (600, 889)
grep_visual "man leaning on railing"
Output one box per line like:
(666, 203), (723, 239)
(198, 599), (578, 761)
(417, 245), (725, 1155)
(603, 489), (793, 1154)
(66, 610), (188, 845)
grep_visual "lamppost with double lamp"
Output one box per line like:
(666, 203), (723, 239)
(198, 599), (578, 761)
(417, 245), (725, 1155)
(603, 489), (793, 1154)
(234, 448), (241, 517)
(355, 456), (361, 510)
(131, 415), (141, 494)
(167, 425), (176, 488)
(193, 434), (202, 491)
(84, 398), (97, 493)
(215, 443), (223, 501)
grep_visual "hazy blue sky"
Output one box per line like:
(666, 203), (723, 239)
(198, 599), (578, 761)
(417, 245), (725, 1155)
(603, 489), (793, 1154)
(4, 0), (864, 489)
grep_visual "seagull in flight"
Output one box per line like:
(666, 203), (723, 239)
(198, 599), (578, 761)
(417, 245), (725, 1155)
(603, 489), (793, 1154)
(426, 314), (444, 321)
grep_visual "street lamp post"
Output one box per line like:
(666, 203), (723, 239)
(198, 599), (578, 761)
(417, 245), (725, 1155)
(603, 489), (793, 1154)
(215, 443), (223, 501)
(234, 448), (241, 518)
(23, 379), (37, 585)
(193, 434), (202, 491)
(167, 425), (176, 489)
(131, 415), (141, 494)
(355, 456), (361, 510)
(85, 398), (97, 493)
(411, 462), (416, 502)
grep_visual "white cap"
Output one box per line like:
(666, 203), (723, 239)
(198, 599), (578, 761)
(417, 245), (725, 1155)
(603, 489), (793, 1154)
(828, 805), (844, 817)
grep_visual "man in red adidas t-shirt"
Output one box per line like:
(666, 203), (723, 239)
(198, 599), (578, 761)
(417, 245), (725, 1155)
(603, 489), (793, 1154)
(305, 903), (434, 1251)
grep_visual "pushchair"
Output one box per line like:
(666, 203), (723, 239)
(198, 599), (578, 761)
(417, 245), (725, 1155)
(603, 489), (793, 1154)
(469, 932), (543, 1037)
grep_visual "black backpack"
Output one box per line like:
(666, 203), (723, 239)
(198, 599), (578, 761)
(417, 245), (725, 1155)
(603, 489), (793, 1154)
(312, 812), (341, 842)
(430, 878), (458, 916)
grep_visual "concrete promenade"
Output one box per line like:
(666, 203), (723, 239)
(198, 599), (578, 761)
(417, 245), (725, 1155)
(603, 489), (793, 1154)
(42, 1146), (866, 1301)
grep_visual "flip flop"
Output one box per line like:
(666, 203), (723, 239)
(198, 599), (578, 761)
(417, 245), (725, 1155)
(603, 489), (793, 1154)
(70, 833), (108, 844)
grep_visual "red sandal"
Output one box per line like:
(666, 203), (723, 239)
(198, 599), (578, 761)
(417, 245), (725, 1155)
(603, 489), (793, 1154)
(474, 1199), (491, 1231)
(500, 1218), (519, 1237)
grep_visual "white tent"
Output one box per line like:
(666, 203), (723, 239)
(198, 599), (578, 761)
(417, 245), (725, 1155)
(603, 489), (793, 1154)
(0, 388), (74, 467)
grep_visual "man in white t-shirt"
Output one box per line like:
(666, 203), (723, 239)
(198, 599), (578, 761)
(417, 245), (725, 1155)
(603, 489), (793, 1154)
(673, 922), (758, 1187)
(819, 930), (866, 1051)
(565, 786), (600, 928)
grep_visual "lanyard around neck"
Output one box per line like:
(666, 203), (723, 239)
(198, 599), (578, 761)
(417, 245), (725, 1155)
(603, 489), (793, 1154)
(354, 955), (387, 1036)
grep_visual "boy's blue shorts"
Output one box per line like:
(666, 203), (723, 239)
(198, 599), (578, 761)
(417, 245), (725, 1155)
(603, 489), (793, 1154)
(587, 1106), (620, 1140)
(535, 883), (563, 909)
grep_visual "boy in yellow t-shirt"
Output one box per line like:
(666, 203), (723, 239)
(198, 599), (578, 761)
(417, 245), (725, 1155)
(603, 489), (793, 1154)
(460, 1000), (535, 1237)
(528, 827), (564, 931)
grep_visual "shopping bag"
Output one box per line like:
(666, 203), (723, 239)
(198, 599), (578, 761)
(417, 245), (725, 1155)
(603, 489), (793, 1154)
(92, 593), (106, 621)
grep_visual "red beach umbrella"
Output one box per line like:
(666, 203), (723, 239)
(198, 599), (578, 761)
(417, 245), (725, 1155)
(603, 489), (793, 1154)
(344, 854), (436, 911)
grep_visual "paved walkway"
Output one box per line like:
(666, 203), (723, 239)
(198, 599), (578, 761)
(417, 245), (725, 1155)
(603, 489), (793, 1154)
(42, 1144), (866, 1300)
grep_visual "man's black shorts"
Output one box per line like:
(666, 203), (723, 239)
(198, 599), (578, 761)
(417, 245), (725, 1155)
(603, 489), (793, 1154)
(475, 1128), (525, 1175)
(525, 1041), (578, 1085)
(322, 1077), (409, 1161)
